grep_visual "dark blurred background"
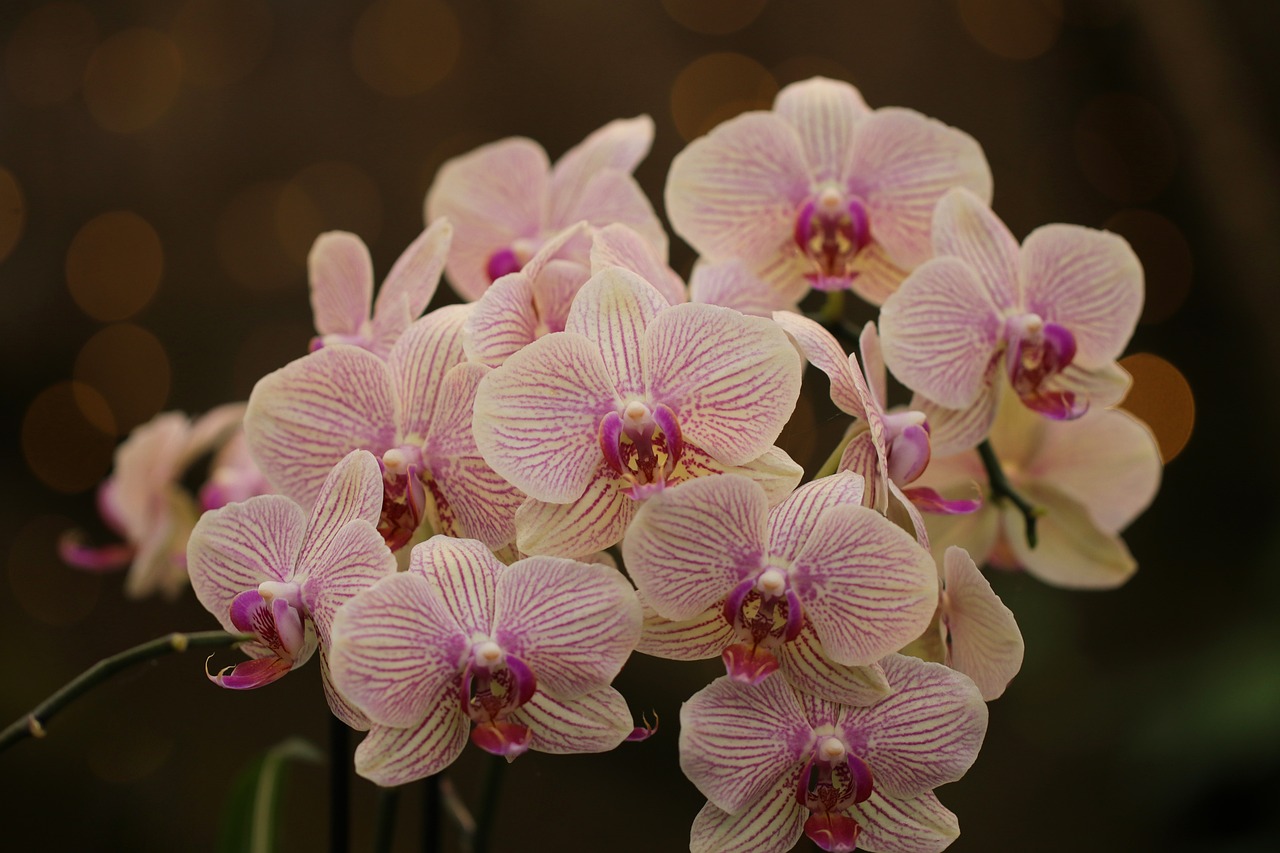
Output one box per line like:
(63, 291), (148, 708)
(0, 0), (1274, 850)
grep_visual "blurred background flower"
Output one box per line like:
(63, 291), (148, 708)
(0, 1), (1272, 850)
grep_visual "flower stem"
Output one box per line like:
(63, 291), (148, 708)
(471, 754), (507, 853)
(0, 630), (249, 754)
(977, 439), (1041, 549)
(330, 716), (350, 853)
(421, 774), (441, 853)
(373, 785), (400, 853)
(817, 289), (845, 325)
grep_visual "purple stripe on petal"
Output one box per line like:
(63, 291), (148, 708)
(510, 686), (636, 755)
(353, 699), (470, 787)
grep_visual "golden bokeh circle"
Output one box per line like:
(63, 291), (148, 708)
(0, 166), (24, 263)
(83, 27), (183, 133)
(1075, 93), (1177, 205)
(8, 515), (102, 627)
(22, 381), (117, 494)
(351, 0), (461, 97)
(73, 324), (171, 434)
(171, 0), (273, 88)
(671, 52), (778, 142)
(1118, 352), (1195, 464)
(959, 0), (1064, 61)
(661, 0), (769, 35)
(4, 2), (98, 106)
(1104, 209), (1193, 324)
(66, 211), (164, 321)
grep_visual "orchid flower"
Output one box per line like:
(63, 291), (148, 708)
(681, 656), (987, 853)
(198, 429), (270, 511)
(246, 305), (524, 552)
(472, 266), (803, 558)
(309, 218), (452, 358)
(879, 188), (1142, 447)
(187, 449), (396, 726)
(625, 472), (935, 705)
(666, 76), (991, 310)
(913, 390), (1162, 589)
(426, 116), (665, 301)
(60, 404), (246, 599)
(328, 535), (643, 785)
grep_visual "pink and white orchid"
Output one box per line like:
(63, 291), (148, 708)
(328, 535), (643, 785)
(879, 188), (1142, 446)
(308, 218), (453, 358)
(681, 656), (987, 853)
(473, 266), (803, 558)
(914, 391), (1162, 589)
(187, 449), (396, 726)
(245, 305), (524, 552)
(426, 116), (665, 301)
(198, 429), (270, 511)
(666, 76), (991, 310)
(625, 472), (936, 704)
(60, 404), (247, 599)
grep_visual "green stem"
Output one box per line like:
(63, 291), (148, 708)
(471, 754), (507, 853)
(977, 439), (1041, 549)
(373, 786), (400, 853)
(0, 630), (249, 754)
(816, 289), (845, 325)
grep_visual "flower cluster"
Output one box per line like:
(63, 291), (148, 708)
(68, 77), (1167, 852)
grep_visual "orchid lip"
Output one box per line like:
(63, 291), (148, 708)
(794, 190), (872, 285)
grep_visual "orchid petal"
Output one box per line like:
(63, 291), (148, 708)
(309, 232), (374, 338)
(689, 257), (806, 316)
(680, 674), (812, 814)
(407, 536), (499, 636)
(368, 218), (453, 354)
(425, 137), (551, 301)
(209, 654), (295, 690)
(188, 495), (305, 633)
(690, 783), (806, 853)
(645, 304), (800, 466)
(390, 304), (470, 442)
(714, 444), (805, 506)
(298, 449), (384, 569)
(513, 475), (635, 558)
(566, 168), (667, 256)
(776, 623), (891, 707)
(913, 378), (999, 458)
(773, 76), (870, 183)
(530, 258), (591, 333)
(320, 642), (371, 729)
(766, 471), (866, 564)
(636, 595), (734, 660)
(328, 571), (467, 728)
(879, 256), (1002, 410)
(921, 502), (1001, 572)
(550, 115), (654, 225)
(942, 547), (1024, 701)
(424, 454), (522, 549)
(301, 519), (396, 639)
(178, 402), (249, 471)
(851, 109), (993, 270)
(1021, 223), (1143, 366)
(1056, 359), (1132, 410)
(665, 112), (810, 265)
(847, 240), (909, 306)
(245, 346), (398, 507)
(493, 556), (641, 699)
(590, 223), (686, 305)
(929, 187), (1020, 309)
(511, 686), (636, 754)
(849, 790), (960, 853)
(841, 654), (987, 798)
(473, 332), (621, 503)
(463, 272), (541, 367)
(353, 698), (469, 787)
(566, 267), (668, 398)
(1006, 482), (1137, 589)
(772, 311), (869, 418)
(790, 506), (938, 667)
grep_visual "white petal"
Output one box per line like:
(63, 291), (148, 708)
(566, 266), (669, 398)
(512, 686), (635, 754)
(353, 700), (469, 787)
(309, 231), (373, 337)
(513, 474), (635, 558)
(689, 784), (806, 853)
(766, 470), (866, 564)
(773, 76), (871, 183)
(942, 546), (1024, 701)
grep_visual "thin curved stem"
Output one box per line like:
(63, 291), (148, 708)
(373, 786), (400, 853)
(977, 439), (1041, 549)
(0, 630), (249, 754)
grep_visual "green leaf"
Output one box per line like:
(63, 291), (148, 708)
(217, 737), (324, 853)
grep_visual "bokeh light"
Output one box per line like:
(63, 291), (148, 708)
(171, 0), (273, 89)
(351, 0), (461, 97)
(277, 161), (384, 265)
(1119, 352), (1195, 463)
(958, 0), (1064, 61)
(215, 181), (302, 291)
(671, 52), (778, 141)
(1105, 209), (1193, 324)
(83, 28), (183, 133)
(0, 166), (24, 263)
(22, 381), (116, 494)
(1075, 93), (1178, 205)
(8, 515), (103, 627)
(73, 324), (171, 435)
(66, 211), (163, 322)
(4, 2), (98, 107)
(661, 0), (769, 35)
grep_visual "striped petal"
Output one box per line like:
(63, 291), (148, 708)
(929, 187), (1020, 309)
(369, 218), (452, 354)
(665, 111), (811, 265)
(328, 571), (467, 728)
(566, 267), (668, 398)
(353, 697), (469, 787)
(298, 449), (384, 570)
(690, 783), (806, 853)
(390, 304), (470, 443)
(680, 674), (812, 813)
(590, 222), (686, 305)
(841, 654), (987, 798)
(321, 641), (371, 730)
(772, 311), (869, 418)
(245, 345), (398, 507)
(473, 331), (621, 503)
(941, 547), (1023, 701)
(849, 790), (960, 853)
(645, 304), (801, 466)
(689, 257), (807, 317)
(789, 506), (938, 667)
(550, 115), (654, 226)
(1005, 482), (1137, 589)
(1020, 223), (1143, 367)
(848, 240), (909, 306)
(773, 77), (871, 184)
(623, 474), (768, 621)
(879, 256), (1002, 410)
(309, 231), (373, 337)
(301, 519), (397, 640)
(852, 110), (993, 270)
(463, 271), (540, 367)
(492, 556), (641, 699)
(565, 168), (667, 257)
(715, 444), (805, 506)
(513, 474), (635, 558)
(776, 623), (891, 707)
(512, 686), (636, 754)
(407, 536), (499, 636)
(636, 596), (733, 660)
(767, 471), (866, 564)
(188, 495), (305, 632)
